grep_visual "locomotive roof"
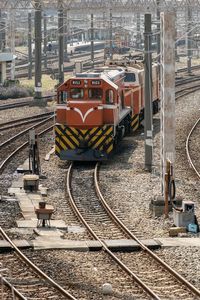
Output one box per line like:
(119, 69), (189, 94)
(75, 67), (124, 84)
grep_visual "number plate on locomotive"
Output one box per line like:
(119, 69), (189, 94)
(71, 80), (81, 85)
(91, 80), (101, 85)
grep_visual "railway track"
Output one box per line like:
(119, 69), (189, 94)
(0, 227), (77, 299)
(0, 115), (56, 228)
(176, 64), (200, 74)
(0, 94), (54, 110)
(175, 74), (200, 99)
(66, 162), (200, 299)
(186, 117), (200, 179)
(0, 112), (54, 131)
(0, 117), (54, 174)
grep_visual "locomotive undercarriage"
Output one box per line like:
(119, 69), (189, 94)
(55, 124), (114, 161)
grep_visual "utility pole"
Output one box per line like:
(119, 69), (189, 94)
(43, 13), (47, 69)
(58, 0), (64, 84)
(136, 13), (140, 50)
(0, 10), (5, 52)
(28, 12), (32, 80)
(64, 9), (68, 61)
(187, 6), (192, 74)
(156, 0), (160, 68)
(34, 0), (42, 99)
(144, 13), (153, 172)
(109, 9), (113, 60)
(0, 9), (2, 51)
(91, 13), (94, 67)
(160, 12), (176, 195)
(10, 9), (15, 80)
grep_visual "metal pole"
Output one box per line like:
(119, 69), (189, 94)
(109, 9), (113, 60)
(0, 10), (5, 52)
(43, 13), (47, 69)
(164, 160), (171, 218)
(156, 0), (160, 67)
(64, 9), (68, 61)
(0, 10), (2, 51)
(91, 13), (94, 67)
(174, 14), (178, 62)
(136, 13), (140, 50)
(160, 12), (176, 195)
(28, 12), (32, 80)
(10, 9), (15, 80)
(34, 0), (42, 99)
(144, 13), (153, 172)
(58, 1), (64, 84)
(187, 6), (192, 74)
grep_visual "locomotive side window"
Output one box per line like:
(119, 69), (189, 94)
(58, 91), (67, 104)
(124, 72), (136, 83)
(88, 88), (102, 100)
(106, 90), (114, 104)
(70, 88), (84, 99)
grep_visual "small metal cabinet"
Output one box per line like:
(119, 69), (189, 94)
(23, 174), (39, 192)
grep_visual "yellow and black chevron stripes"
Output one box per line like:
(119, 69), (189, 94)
(131, 114), (139, 131)
(55, 124), (114, 157)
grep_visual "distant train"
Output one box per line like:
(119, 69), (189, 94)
(54, 59), (159, 161)
(47, 40), (105, 54)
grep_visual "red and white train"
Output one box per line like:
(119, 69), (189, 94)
(55, 59), (159, 160)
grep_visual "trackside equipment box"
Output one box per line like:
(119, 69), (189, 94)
(173, 201), (195, 227)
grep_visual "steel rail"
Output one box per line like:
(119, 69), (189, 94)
(66, 162), (160, 300)
(0, 116), (54, 150)
(0, 101), (32, 110)
(175, 76), (200, 87)
(0, 95), (55, 111)
(0, 116), (52, 132)
(0, 125), (54, 173)
(0, 227), (77, 300)
(186, 117), (200, 179)
(0, 276), (27, 300)
(0, 112), (54, 128)
(94, 163), (200, 298)
(175, 85), (200, 99)
(176, 65), (200, 73)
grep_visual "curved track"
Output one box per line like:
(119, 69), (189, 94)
(0, 122), (54, 173)
(67, 163), (158, 299)
(186, 117), (200, 179)
(0, 227), (77, 299)
(66, 162), (200, 299)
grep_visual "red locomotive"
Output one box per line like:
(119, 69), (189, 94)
(55, 60), (159, 160)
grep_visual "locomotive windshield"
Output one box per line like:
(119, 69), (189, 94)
(124, 72), (136, 83)
(70, 88), (84, 99)
(88, 88), (102, 100)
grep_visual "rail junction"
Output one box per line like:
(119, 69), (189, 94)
(0, 0), (200, 299)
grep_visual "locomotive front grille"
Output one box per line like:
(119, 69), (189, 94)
(55, 124), (114, 159)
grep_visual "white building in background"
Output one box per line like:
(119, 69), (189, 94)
(0, 52), (16, 85)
